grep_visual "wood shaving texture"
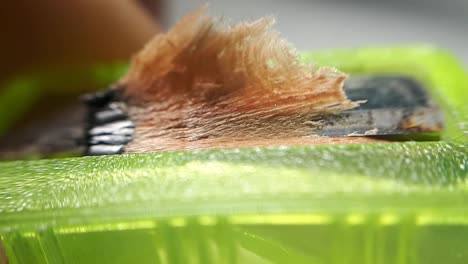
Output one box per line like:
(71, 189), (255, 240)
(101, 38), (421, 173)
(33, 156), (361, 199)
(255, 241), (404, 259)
(120, 7), (360, 152)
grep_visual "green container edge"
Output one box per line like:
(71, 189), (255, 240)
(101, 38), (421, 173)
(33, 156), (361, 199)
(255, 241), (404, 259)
(0, 45), (468, 264)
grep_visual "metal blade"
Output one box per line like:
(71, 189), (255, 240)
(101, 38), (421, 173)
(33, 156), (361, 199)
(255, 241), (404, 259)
(313, 75), (444, 137)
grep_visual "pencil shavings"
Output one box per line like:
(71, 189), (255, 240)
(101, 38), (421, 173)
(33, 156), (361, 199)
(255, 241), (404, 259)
(119, 7), (360, 152)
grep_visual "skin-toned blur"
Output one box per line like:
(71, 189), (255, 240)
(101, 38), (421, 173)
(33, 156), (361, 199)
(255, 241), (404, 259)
(0, 0), (160, 86)
(0, 2), (160, 262)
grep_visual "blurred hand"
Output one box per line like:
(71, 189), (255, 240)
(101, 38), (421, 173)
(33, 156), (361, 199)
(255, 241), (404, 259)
(0, 0), (160, 84)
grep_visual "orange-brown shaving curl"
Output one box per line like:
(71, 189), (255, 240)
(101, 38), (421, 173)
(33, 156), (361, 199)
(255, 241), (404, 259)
(120, 7), (359, 152)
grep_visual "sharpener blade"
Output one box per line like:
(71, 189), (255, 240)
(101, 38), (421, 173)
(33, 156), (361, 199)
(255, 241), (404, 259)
(314, 75), (444, 137)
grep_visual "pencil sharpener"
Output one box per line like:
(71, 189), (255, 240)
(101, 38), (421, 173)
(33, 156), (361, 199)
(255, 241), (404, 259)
(0, 46), (467, 264)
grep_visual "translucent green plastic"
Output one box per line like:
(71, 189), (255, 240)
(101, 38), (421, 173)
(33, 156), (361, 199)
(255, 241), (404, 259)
(1, 46), (467, 264)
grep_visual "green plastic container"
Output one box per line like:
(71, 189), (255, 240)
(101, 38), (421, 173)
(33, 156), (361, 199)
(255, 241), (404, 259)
(1, 46), (467, 264)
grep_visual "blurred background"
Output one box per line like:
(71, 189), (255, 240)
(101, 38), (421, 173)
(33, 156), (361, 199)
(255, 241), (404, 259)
(1, 0), (467, 85)
(170, 0), (468, 66)
(0, 0), (467, 157)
